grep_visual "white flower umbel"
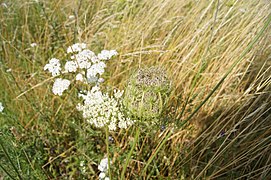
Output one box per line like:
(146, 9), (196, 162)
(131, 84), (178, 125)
(44, 58), (61, 77)
(64, 61), (78, 73)
(98, 157), (111, 180)
(86, 61), (106, 78)
(77, 86), (134, 131)
(67, 43), (87, 53)
(52, 78), (71, 96)
(0, 102), (4, 113)
(74, 49), (98, 69)
(98, 157), (108, 173)
(97, 50), (118, 60)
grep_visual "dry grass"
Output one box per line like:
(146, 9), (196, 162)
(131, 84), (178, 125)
(1, 0), (271, 179)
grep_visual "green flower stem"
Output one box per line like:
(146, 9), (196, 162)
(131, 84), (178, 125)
(120, 127), (140, 180)
(141, 130), (173, 176)
(105, 126), (112, 180)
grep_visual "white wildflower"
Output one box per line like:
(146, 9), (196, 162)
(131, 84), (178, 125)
(104, 177), (110, 180)
(30, 43), (37, 47)
(98, 78), (105, 83)
(77, 49), (100, 63)
(98, 50), (118, 60)
(64, 61), (78, 72)
(77, 86), (133, 131)
(52, 78), (70, 96)
(74, 49), (95, 69)
(86, 61), (106, 78)
(108, 120), (117, 131)
(99, 172), (106, 179)
(98, 157), (109, 172)
(44, 58), (61, 77)
(0, 102), (4, 112)
(6, 68), (12, 72)
(80, 161), (85, 167)
(75, 73), (84, 82)
(118, 117), (134, 129)
(67, 43), (87, 53)
(113, 89), (124, 99)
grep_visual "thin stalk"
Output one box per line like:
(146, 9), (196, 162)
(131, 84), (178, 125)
(105, 126), (112, 180)
(120, 127), (140, 180)
(0, 137), (23, 180)
(141, 130), (173, 176)
(0, 164), (16, 180)
(181, 12), (271, 128)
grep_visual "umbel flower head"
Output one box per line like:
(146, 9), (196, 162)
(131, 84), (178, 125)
(77, 86), (134, 131)
(44, 43), (118, 95)
(123, 66), (171, 123)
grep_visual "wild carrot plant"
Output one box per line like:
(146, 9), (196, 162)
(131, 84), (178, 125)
(1, 0), (271, 179)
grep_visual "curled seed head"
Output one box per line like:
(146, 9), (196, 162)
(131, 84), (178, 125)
(123, 66), (171, 122)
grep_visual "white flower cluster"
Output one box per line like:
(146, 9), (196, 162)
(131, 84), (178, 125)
(0, 102), (4, 113)
(44, 43), (133, 130)
(98, 50), (118, 60)
(44, 58), (61, 77)
(67, 43), (87, 53)
(52, 78), (71, 96)
(43, 43), (118, 96)
(79, 160), (86, 174)
(77, 86), (134, 131)
(98, 157), (110, 180)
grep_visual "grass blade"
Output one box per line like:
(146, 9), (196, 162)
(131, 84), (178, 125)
(181, 12), (271, 127)
(0, 136), (23, 180)
(120, 127), (140, 180)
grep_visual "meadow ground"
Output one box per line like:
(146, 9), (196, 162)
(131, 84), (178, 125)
(0, 0), (271, 179)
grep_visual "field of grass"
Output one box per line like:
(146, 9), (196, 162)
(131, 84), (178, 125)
(1, 0), (271, 179)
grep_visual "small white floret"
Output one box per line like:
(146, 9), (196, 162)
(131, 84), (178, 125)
(113, 89), (124, 99)
(52, 78), (70, 96)
(75, 73), (84, 82)
(99, 172), (106, 179)
(67, 43), (87, 53)
(30, 43), (37, 47)
(44, 58), (61, 77)
(64, 61), (78, 72)
(0, 102), (4, 112)
(97, 50), (118, 60)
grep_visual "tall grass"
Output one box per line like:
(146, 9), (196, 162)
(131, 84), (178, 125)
(1, 0), (271, 179)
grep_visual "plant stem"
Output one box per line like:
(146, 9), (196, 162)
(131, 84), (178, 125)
(120, 127), (140, 180)
(0, 137), (23, 180)
(105, 126), (112, 180)
(141, 129), (172, 176)
(0, 164), (16, 180)
(181, 12), (271, 128)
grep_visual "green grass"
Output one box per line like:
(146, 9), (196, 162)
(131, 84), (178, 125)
(1, 0), (271, 179)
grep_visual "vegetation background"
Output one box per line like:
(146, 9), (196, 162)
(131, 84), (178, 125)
(0, 0), (271, 179)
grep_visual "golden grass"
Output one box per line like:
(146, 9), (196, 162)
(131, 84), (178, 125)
(1, 0), (271, 179)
